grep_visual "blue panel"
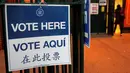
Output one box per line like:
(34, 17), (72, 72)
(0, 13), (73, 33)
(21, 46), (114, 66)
(84, 0), (90, 48)
(6, 5), (69, 39)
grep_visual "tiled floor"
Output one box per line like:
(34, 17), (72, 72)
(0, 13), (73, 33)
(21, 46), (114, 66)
(1, 33), (130, 73)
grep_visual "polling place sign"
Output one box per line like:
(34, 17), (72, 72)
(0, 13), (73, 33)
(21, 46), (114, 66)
(5, 4), (71, 71)
(84, 0), (90, 48)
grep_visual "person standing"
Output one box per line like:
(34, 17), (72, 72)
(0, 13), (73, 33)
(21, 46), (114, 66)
(114, 4), (125, 36)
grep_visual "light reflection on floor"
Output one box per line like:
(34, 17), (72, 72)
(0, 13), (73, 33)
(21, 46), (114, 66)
(84, 33), (130, 73)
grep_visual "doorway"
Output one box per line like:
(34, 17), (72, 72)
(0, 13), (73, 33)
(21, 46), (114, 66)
(114, 0), (130, 33)
(114, 0), (123, 34)
(108, 0), (128, 35)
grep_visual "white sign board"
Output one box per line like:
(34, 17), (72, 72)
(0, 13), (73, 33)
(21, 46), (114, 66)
(90, 3), (99, 15)
(99, 0), (107, 6)
(5, 4), (71, 71)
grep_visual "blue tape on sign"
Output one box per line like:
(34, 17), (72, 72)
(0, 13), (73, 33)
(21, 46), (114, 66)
(7, 5), (69, 39)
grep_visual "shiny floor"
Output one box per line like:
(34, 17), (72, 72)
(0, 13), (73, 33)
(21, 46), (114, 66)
(0, 33), (130, 73)
(84, 33), (130, 73)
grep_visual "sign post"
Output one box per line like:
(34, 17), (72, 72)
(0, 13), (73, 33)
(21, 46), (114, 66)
(5, 4), (71, 71)
(84, 0), (90, 48)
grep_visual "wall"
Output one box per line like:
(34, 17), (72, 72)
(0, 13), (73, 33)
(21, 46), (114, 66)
(91, 0), (99, 33)
(124, 0), (130, 27)
(91, 0), (107, 33)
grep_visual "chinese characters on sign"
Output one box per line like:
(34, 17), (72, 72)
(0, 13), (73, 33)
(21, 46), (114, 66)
(21, 52), (60, 64)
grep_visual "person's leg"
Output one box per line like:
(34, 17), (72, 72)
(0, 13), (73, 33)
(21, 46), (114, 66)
(114, 23), (117, 33)
(120, 22), (123, 35)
